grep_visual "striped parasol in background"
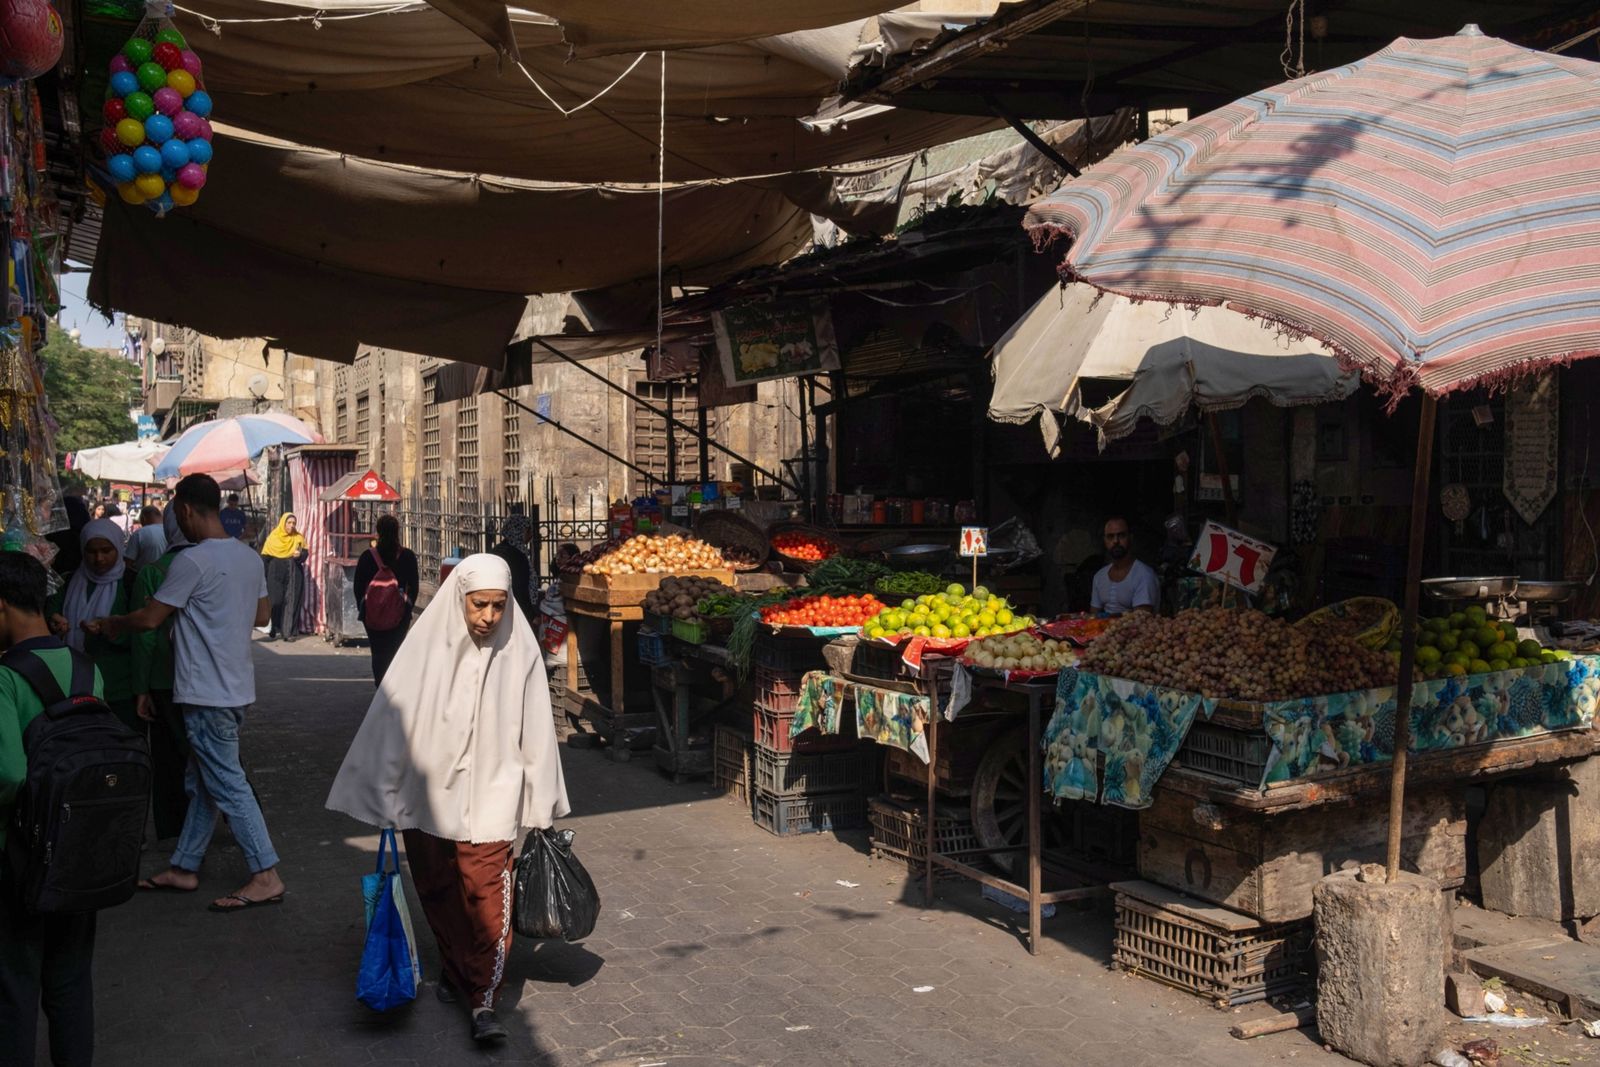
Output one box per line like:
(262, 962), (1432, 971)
(152, 413), (323, 479)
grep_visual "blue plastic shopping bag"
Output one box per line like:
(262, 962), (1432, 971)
(357, 828), (420, 1012)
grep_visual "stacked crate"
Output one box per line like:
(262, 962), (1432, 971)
(749, 632), (876, 836)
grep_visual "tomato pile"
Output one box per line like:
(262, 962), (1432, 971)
(772, 532), (838, 563)
(761, 594), (885, 628)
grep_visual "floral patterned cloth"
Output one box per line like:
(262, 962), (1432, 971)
(1043, 669), (1217, 809)
(793, 670), (932, 758)
(1259, 656), (1600, 785)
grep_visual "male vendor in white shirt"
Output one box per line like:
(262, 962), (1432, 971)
(1091, 516), (1160, 615)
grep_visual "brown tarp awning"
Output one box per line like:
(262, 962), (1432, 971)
(513, 0), (906, 57)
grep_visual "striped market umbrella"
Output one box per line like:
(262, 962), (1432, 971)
(1024, 27), (1600, 883)
(1025, 26), (1600, 399)
(152, 413), (323, 479)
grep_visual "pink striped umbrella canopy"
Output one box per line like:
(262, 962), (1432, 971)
(1024, 27), (1600, 398)
(152, 413), (323, 478)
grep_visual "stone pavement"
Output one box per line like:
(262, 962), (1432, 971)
(74, 637), (1332, 1067)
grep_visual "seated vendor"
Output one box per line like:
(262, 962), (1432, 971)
(1091, 516), (1159, 616)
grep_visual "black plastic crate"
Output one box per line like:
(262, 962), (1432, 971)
(637, 628), (671, 668)
(752, 745), (875, 798)
(753, 632), (829, 673)
(1175, 723), (1273, 788)
(752, 790), (867, 836)
(851, 639), (904, 681)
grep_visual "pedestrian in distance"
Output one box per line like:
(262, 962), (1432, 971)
(218, 493), (247, 541)
(352, 513), (418, 686)
(123, 505), (168, 572)
(87, 473), (287, 913)
(46, 493), (89, 579)
(129, 506), (195, 840)
(260, 512), (307, 642)
(49, 518), (138, 733)
(489, 514), (537, 626)
(327, 553), (570, 1046)
(0, 552), (113, 1067)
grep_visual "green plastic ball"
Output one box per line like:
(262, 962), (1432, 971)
(137, 61), (168, 93)
(123, 37), (153, 65)
(123, 91), (155, 121)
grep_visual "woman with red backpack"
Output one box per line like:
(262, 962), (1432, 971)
(353, 515), (419, 686)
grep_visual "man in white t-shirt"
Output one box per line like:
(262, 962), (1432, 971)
(1091, 516), (1160, 616)
(89, 474), (285, 913)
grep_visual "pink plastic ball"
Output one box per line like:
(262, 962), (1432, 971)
(152, 86), (181, 116)
(176, 162), (206, 190)
(108, 53), (131, 74)
(196, 117), (213, 141)
(171, 109), (202, 140)
(179, 49), (201, 78)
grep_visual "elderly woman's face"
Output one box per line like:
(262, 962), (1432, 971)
(84, 538), (120, 576)
(464, 589), (508, 639)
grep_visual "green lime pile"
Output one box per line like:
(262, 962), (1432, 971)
(862, 583), (1034, 640)
(1398, 604), (1570, 679)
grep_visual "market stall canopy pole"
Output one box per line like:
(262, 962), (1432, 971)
(1022, 27), (1600, 884)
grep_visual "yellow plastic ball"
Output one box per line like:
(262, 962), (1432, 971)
(168, 183), (199, 207)
(116, 182), (146, 204)
(165, 69), (196, 97)
(115, 118), (146, 147)
(134, 174), (166, 199)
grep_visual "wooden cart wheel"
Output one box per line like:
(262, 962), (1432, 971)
(970, 725), (1066, 875)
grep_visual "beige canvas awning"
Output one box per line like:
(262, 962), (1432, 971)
(513, 0), (907, 57)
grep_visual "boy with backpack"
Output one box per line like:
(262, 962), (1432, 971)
(1, 550), (150, 1067)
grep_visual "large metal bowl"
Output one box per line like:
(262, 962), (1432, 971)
(1516, 580), (1581, 604)
(1421, 576), (1519, 600)
(884, 543), (952, 568)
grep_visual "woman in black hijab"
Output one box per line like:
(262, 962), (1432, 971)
(48, 494), (91, 578)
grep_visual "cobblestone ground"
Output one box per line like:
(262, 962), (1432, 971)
(68, 638), (1334, 1066)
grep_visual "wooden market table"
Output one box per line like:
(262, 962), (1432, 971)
(650, 641), (734, 782)
(915, 673), (1109, 956)
(563, 598), (648, 752)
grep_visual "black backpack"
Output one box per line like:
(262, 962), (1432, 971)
(3, 646), (151, 913)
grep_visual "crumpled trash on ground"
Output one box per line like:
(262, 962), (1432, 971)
(1461, 1013), (1547, 1028)
(981, 884), (1057, 918)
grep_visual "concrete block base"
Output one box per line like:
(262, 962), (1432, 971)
(1479, 756), (1600, 921)
(1315, 868), (1450, 1067)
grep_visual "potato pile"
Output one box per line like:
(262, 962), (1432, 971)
(965, 632), (1078, 673)
(583, 534), (728, 576)
(1078, 608), (1397, 701)
(643, 576), (737, 621)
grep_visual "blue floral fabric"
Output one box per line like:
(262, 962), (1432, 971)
(1043, 669), (1217, 809)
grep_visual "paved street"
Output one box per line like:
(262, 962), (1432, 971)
(77, 637), (1331, 1066)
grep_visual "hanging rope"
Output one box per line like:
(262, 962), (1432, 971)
(175, 1), (415, 34)
(1280, 0), (1306, 78)
(513, 51), (648, 117)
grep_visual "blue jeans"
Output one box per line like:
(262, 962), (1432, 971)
(170, 706), (280, 874)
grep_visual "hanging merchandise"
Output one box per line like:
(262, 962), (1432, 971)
(0, 0), (64, 84)
(100, 0), (212, 215)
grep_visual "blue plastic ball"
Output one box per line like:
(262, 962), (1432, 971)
(107, 153), (137, 183)
(184, 90), (212, 118)
(151, 191), (175, 214)
(184, 138), (212, 165)
(109, 70), (139, 97)
(159, 139), (189, 170)
(159, 165), (178, 183)
(143, 114), (175, 145)
(132, 145), (163, 175)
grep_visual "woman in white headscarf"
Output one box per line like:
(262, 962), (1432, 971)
(327, 553), (569, 1045)
(48, 518), (137, 729)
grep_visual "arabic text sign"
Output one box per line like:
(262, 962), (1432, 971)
(1188, 521), (1277, 594)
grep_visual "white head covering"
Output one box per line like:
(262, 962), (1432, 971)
(326, 553), (570, 844)
(64, 518), (127, 652)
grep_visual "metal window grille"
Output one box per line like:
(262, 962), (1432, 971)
(458, 396), (480, 508)
(503, 394), (521, 503)
(376, 383), (386, 475)
(631, 378), (713, 494)
(355, 392), (370, 468)
(422, 373), (440, 481)
(336, 400), (349, 444)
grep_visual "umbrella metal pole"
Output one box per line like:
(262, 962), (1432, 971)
(1386, 394), (1437, 882)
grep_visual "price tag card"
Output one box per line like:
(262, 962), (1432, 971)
(959, 526), (989, 558)
(1188, 521), (1277, 594)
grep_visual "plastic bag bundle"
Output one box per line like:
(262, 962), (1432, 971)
(99, 0), (213, 214)
(513, 828), (600, 942)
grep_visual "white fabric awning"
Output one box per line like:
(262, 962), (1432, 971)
(989, 284), (1358, 452)
(71, 440), (168, 484)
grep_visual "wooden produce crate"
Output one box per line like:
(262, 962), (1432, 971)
(713, 724), (753, 806)
(868, 795), (983, 874)
(561, 569), (735, 608)
(1112, 879), (1314, 1008)
(884, 717), (1009, 797)
(1136, 785), (1466, 923)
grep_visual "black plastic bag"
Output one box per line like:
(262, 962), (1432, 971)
(513, 828), (600, 941)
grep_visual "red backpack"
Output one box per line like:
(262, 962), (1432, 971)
(363, 549), (408, 631)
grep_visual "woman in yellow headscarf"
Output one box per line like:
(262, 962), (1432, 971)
(261, 512), (307, 641)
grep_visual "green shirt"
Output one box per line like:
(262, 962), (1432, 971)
(48, 579), (133, 704)
(130, 549), (182, 695)
(0, 640), (107, 850)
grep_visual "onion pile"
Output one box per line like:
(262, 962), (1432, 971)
(965, 632), (1077, 673)
(1078, 608), (1397, 701)
(583, 534), (728, 576)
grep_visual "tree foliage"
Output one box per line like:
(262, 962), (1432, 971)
(41, 329), (140, 457)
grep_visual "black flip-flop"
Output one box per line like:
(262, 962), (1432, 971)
(137, 878), (196, 893)
(208, 893), (285, 913)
